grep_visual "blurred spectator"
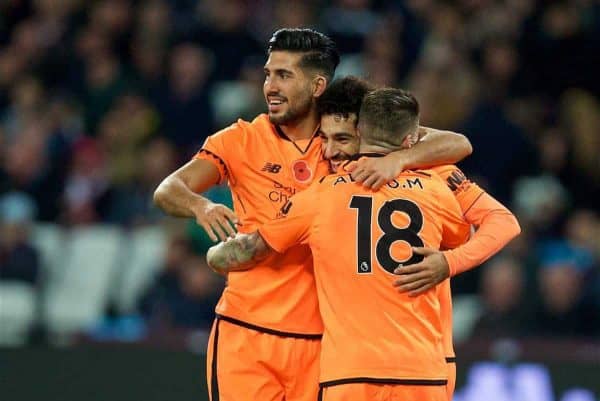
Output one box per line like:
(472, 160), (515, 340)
(192, 0), (262, 81)
(532, 264), (597, 337)
(209, 55), (265, 127)
(61, 137), (109, 225)
(470, 257), (531, 339)
(512, 175), (569, 236)
(2, 117), (68, 221)
(460, 100), (538, 203)
(559, 89), (600, 211)
(129, 0), (171, 91)
(105, 137), (177, 226)
(0, 192), (40, 285)
(320, 0), (380, 54)
(270, 1), (316, 33)
(98, 93), (159, 185)
(139, 235), (223, 329)
(153, 43), (215, 155)
(337, 15), (405, 87)
(478, 38), (521, 100)
(530, 235), (599, 337)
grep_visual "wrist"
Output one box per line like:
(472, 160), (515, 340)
(441, 250), (457, 277)
(391, 150), (407, 175)
(190, 196), (210, 215)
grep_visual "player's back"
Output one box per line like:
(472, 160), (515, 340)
(308, 168), (470, 385)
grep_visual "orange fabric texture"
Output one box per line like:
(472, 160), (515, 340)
(195, 114), (329, 334)
(206, 318), (321, 401)
(431, 165), (520, 363)
(446, 361), (456, 401)
(431, 165), (520, 276)
(320, 383), (447, 401)
(443, 194), (521, 276)
(259, 168), (470, 384)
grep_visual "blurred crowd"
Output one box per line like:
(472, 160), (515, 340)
(1, 0), (599, 344)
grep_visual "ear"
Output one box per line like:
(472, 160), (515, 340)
(401, 130), (419, 149)
(312, 75), (327, 98)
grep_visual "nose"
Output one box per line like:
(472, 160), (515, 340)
(264, 76), (278, 95)
(324, 142), (337, 160)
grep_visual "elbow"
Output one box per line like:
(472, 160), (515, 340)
(206, 246), (221, 271)
(153, 182), (168, 210)
(508, 214), (522, 241)
(459, 134), (473, 158)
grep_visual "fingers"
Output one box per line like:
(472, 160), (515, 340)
(198, 220), (218, 242)
(395, 278), (431, 293)
(394, 263), (427, 275)
(408, 282), (436, 297)
(197, 204), (240, 242)
(351, 168), (370, 183)
(361, 174), (380, 189)
(221, 206), (239, 226)
(352, 169), (388, 189)
(393, 271), (430, 287)
(213, 220), (232, 242)
(370, 177), (387, 190)
(345, 162), (357, 172)
(412, 246), (436, 256)
(217, 215), (237, 238)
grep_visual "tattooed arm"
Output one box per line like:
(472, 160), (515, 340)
(207, 232), (272, 275)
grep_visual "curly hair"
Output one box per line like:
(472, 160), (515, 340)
(316, 76), (375, 119)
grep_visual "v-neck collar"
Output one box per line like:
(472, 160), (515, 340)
(274, 124), (320, 155)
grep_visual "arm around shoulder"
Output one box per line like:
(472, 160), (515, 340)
(407, 126), (473, 168)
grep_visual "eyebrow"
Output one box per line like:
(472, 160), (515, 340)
(318, 130), (353, 138)
(264, 67), (294, 75)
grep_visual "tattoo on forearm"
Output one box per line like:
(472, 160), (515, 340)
(208, 232), (270, 272)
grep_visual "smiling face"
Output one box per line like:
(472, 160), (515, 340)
(263, 51), (315, 125)
(318, 113), (360, 172)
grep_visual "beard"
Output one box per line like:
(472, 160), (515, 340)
(268, 91), (313, 126)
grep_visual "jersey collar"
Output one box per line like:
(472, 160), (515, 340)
(274, 124), (320, 155)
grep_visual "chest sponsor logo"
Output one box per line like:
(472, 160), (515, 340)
(269, 181), (297, 205)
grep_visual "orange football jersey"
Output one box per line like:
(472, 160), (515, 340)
(195, 114), (330, 335)
(258, 162), (471, 384)
(431, 164), (519, 360)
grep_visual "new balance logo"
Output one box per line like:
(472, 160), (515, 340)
(261, 163), (282, 173)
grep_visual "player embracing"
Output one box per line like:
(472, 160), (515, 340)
(154, 29), (473, 401)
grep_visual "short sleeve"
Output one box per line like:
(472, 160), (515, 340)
(258, 186), (317, 253)
(193, 123), (243, 184)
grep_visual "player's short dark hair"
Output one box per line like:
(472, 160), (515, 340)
(358, 88), (420, 148)
(316, 76), (375, 122)
(268, 28), (340, 82)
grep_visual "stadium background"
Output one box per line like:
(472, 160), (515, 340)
(0, 0), (598, 400)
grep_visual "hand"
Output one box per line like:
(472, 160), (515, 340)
(346, 154), (405, 190)
(392, 247), (450, 296)
(193, 200), (238, 242)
